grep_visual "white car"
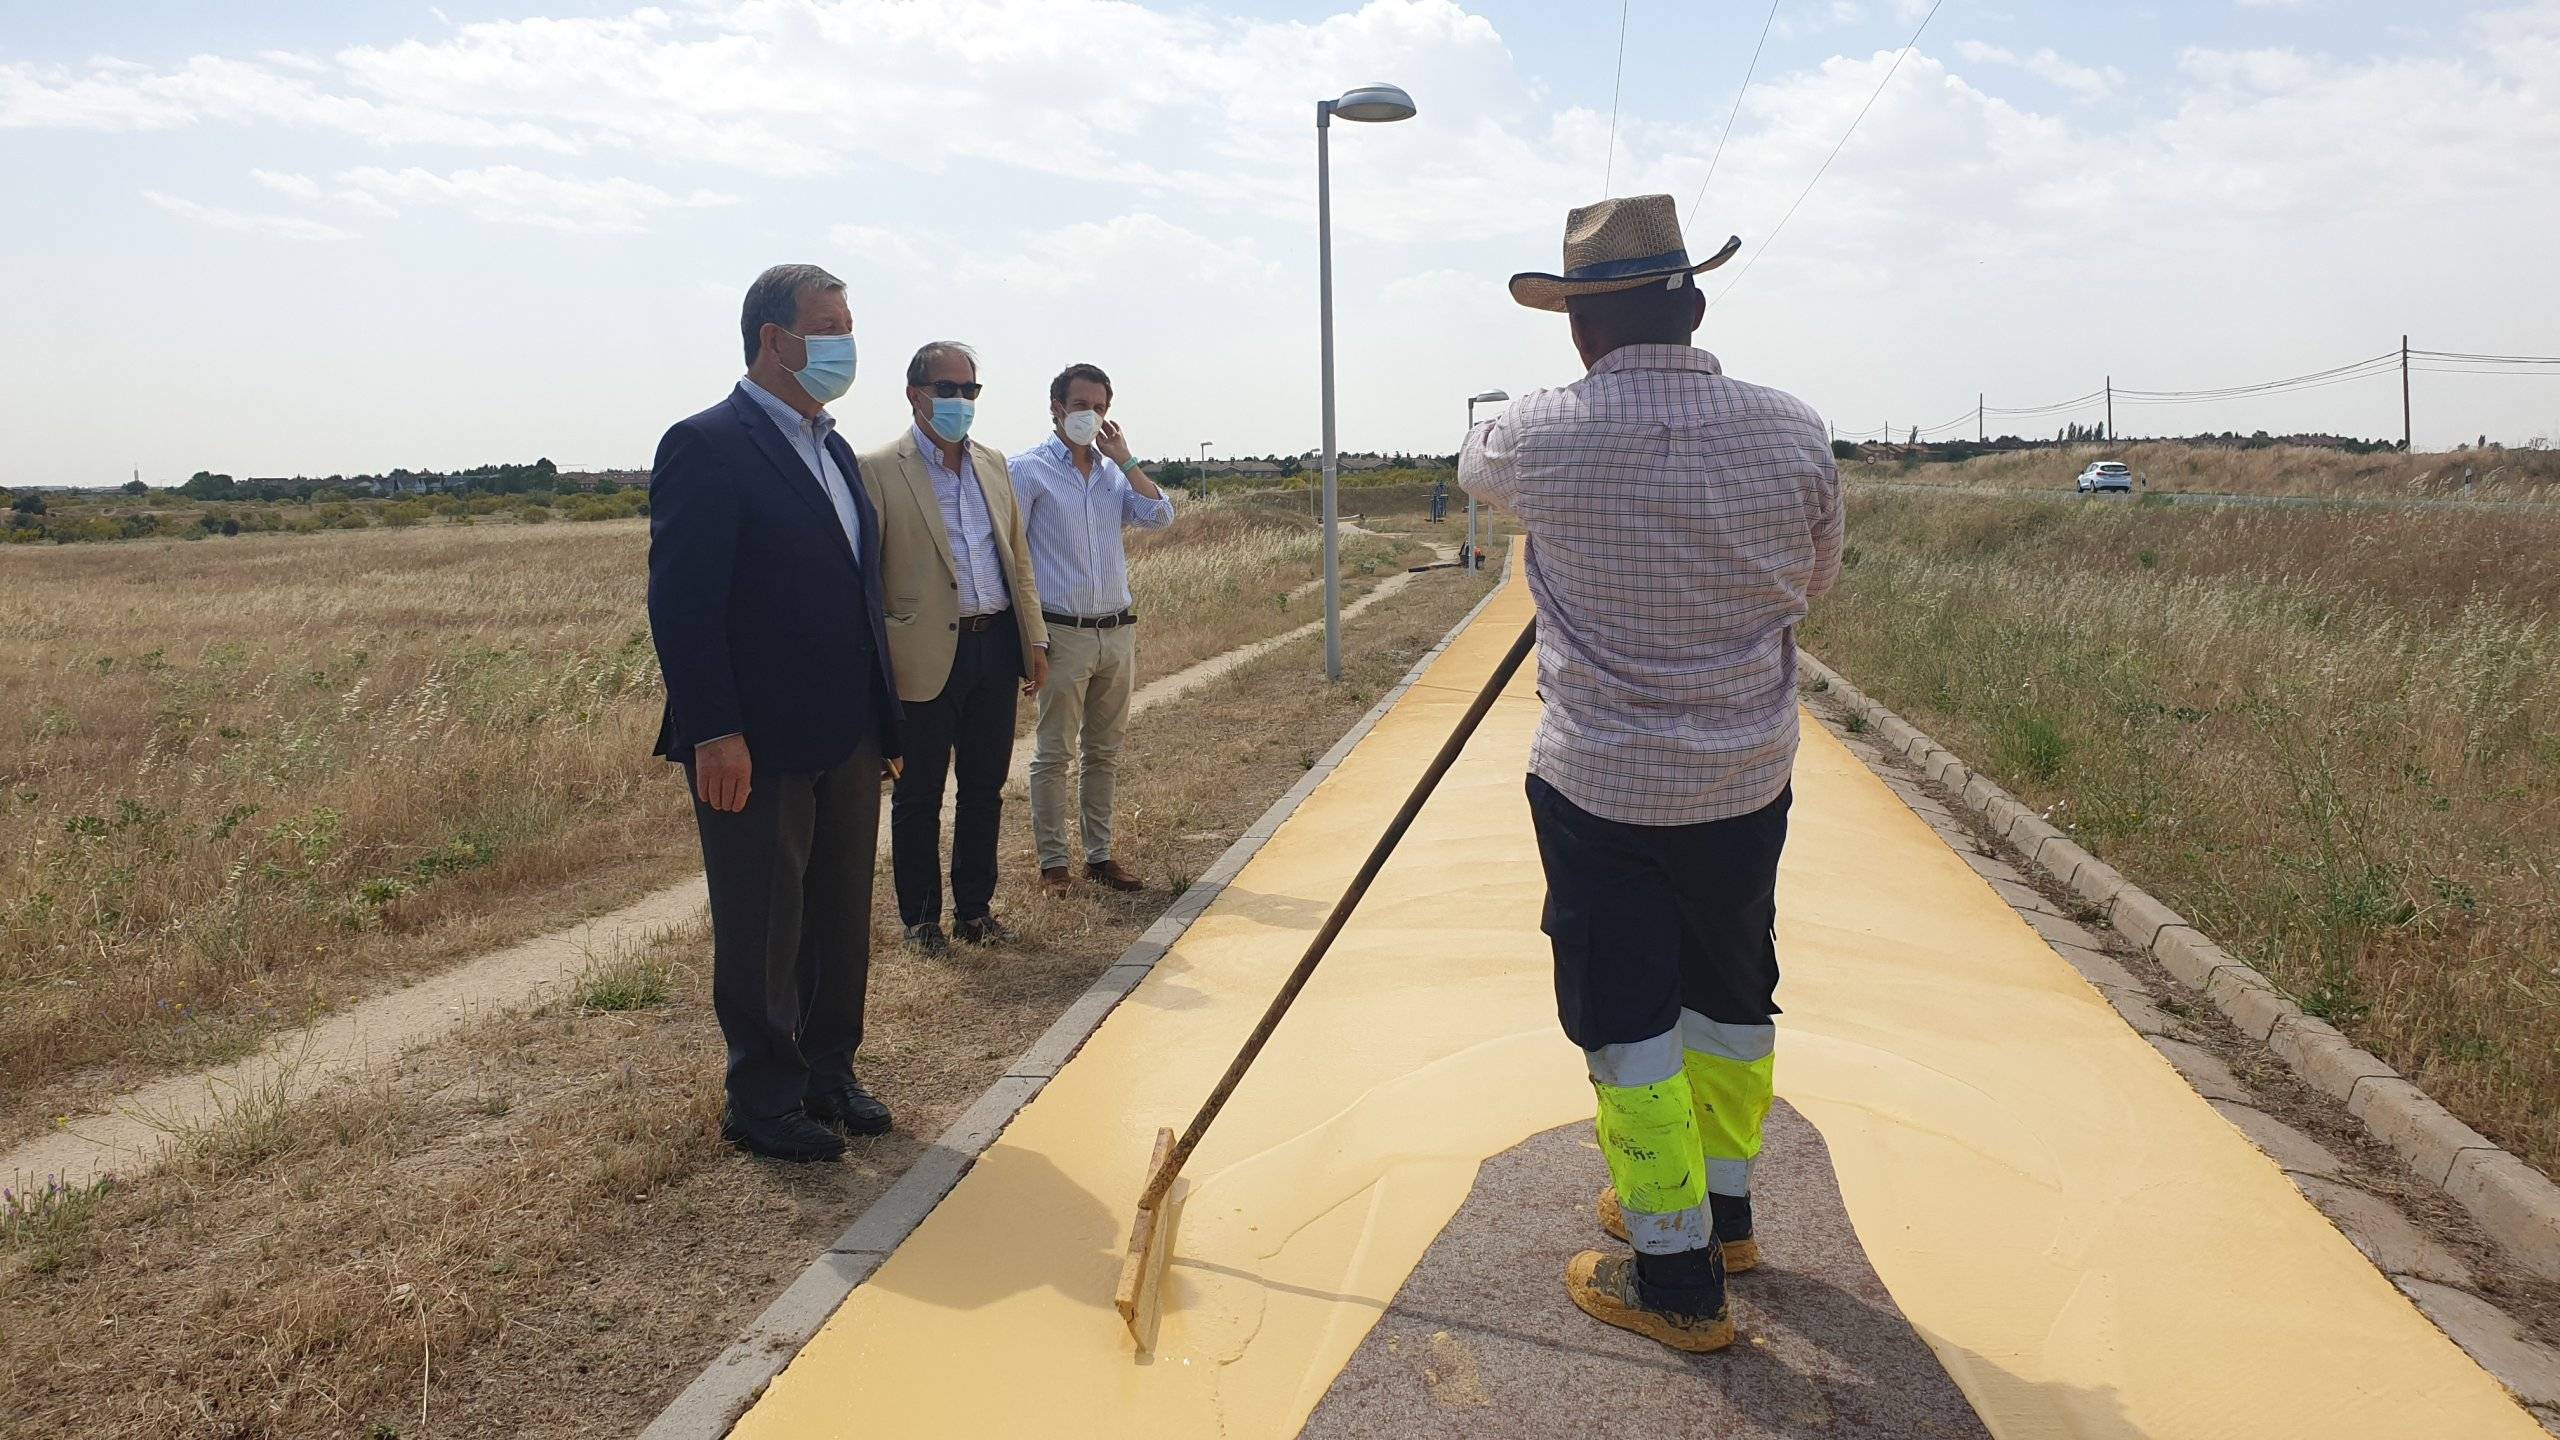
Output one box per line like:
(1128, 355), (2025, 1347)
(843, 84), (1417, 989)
(2076, 461), (2134, 494)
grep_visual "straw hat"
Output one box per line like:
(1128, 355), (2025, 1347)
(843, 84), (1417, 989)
(1508, 194), (1742, 313)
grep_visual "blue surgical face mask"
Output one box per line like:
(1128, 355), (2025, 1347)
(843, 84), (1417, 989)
(929, 396), (975, 444)
(786, 329), (856, 405)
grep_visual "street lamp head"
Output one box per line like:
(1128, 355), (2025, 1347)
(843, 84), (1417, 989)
(1469, 390), (1510, 404)
(1328, 83), (1417, 123)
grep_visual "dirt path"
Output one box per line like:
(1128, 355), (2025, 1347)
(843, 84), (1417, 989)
(1, 563), (1445, 1194)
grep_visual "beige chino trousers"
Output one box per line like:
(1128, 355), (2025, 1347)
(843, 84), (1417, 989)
(1028, 623), (1136, 870)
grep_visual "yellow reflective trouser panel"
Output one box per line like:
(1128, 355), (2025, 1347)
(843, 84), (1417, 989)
(1682, 1011), (1776, 1197)
(1585, 1030), (1710, 1254)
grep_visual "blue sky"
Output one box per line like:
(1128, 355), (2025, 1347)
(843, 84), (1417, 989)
(4, 0), (2555, 486)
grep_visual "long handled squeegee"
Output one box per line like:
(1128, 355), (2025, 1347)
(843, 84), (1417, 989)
(1115, 618), (1540, 1347)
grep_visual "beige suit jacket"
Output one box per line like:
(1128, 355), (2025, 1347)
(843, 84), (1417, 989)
(857, 428), (1048, 703)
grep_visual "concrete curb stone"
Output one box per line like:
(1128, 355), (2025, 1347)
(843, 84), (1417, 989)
(2349, 1078), (2496, 1187)
(1794, 649), (2560, 1286)
(2445, 1151), (2560, 1283)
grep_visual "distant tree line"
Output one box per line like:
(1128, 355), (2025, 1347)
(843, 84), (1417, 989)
(176, 457), (565, 502)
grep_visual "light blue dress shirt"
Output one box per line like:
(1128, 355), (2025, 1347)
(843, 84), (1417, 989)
(1007, 435), (1175, 618)
(912, 425), (1012, 618)
(740, 376), (861, 556)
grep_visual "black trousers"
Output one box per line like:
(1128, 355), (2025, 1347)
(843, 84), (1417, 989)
(891, 619), (1022, 927)
(1526, 774), (1791, 1052)
(691, 738), (882, 1121)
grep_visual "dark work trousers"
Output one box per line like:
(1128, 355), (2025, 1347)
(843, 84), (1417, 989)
(690, 738), (882, 1122)
(890, 618), (1023, 928)
(1526, 774), (1791, 1050)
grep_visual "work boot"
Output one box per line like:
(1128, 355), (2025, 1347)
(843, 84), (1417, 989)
(1039, 865), (1074, 895)
(1086, 858), (1145, 893)
(1564, 1249), (1734, 1354)
(1597, 1186), (1760, 1273)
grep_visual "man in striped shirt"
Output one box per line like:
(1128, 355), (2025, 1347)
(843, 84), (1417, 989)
(1460, 194), (1843, 1354)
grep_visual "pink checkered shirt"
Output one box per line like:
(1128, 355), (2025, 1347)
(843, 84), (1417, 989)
(1460, 345), (1842, 826)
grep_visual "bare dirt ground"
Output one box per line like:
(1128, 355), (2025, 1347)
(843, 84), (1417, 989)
(0, 566), (1492, 1440)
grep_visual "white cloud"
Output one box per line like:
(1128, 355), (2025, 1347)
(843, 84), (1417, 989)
(335, 164), (737, 232)
(141, 190), (353, 242)
(1954, 40), (2125, 100)
(249, 169), (321, 199)
(963, 214), (1279, 294)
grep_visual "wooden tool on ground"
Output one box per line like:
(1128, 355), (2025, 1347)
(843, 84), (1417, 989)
(1115, 618), (1540, 1347)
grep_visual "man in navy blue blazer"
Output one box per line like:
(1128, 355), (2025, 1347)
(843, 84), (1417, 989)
(648, 263), (904, 1162)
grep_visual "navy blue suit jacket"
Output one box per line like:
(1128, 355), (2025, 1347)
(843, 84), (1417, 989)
(648, 383), (902, 773)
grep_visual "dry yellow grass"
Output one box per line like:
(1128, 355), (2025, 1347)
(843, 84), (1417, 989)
(0, 565), (1493, 1438)
(1, 522), (686, 1136)
(1853, 442), (2560, 501)
(1804, 490), (2560, 1175)
(0, 505), (1417, 1140)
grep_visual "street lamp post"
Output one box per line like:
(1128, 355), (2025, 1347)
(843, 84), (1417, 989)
(1317, 81), (1417, 682)
(1464, 389), (1508, 571)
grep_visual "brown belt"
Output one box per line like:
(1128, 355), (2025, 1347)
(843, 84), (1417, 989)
(956, 610), (1010, 633)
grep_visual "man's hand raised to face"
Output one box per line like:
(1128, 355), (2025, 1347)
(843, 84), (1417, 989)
(694, 733), (752, 813)
(1096, 419), (1134, 467)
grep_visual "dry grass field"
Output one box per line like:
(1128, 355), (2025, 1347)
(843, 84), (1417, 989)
(1851, 441), (2560, 501)
(0, 555), (1488, 1438)
(0, 500), (1411, 1144)
(1802, 489), (2560, 1175)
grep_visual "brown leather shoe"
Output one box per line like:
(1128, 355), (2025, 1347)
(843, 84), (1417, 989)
(1039, 865), (1073, 895)
(1086, 858), (1144, 892)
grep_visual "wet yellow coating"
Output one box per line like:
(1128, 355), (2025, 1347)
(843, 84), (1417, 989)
(731, 560), (2540, 1439)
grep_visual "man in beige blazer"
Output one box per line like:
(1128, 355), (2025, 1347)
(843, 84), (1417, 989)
(859, 341), (1048, 952)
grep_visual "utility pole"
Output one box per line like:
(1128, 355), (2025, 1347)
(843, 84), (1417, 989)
(1977, 392), (1985, 443)
(2401, 334), (2412, 452)
(2105, 376), (2114, 443)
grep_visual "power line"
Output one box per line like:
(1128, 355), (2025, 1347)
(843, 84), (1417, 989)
(1603, 0), (1632, 194)
(1712, 0), (1947, 307)
(2115, 352), (2398, 401)
(1852, 340), (2560, 448)
(1688, 0), (1783, 219)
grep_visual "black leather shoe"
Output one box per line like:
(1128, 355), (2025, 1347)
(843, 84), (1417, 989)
(721, 1109), (847, 1162)
(904, 923), (949, 954)
(954, 913), (1016, 946)
(805, 1079), (893, 1137)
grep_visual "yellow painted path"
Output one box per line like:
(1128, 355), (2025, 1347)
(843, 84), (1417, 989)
(732, 562), (2539, 1439)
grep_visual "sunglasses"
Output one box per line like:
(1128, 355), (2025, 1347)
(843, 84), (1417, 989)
(923, 380), (984, 400)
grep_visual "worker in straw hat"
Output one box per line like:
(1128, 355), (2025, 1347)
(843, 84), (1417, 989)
(1460, 193), (1843, 1353)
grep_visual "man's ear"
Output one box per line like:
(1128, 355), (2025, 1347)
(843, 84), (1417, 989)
(1682, 284), (1707, 337)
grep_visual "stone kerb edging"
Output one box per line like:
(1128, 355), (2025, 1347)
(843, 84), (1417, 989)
(1797, 651), (2560, 1285)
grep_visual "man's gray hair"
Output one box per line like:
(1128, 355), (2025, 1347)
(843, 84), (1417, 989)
(740, 263), (845, 366)
(906, 341), (978, 386)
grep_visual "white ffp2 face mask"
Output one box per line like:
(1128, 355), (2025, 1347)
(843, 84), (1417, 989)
(1061, 410), (1102, 447)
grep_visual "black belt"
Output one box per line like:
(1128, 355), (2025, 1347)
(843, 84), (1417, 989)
(1042, 610), (1137, 630)
(956, 609), (1011, 633)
